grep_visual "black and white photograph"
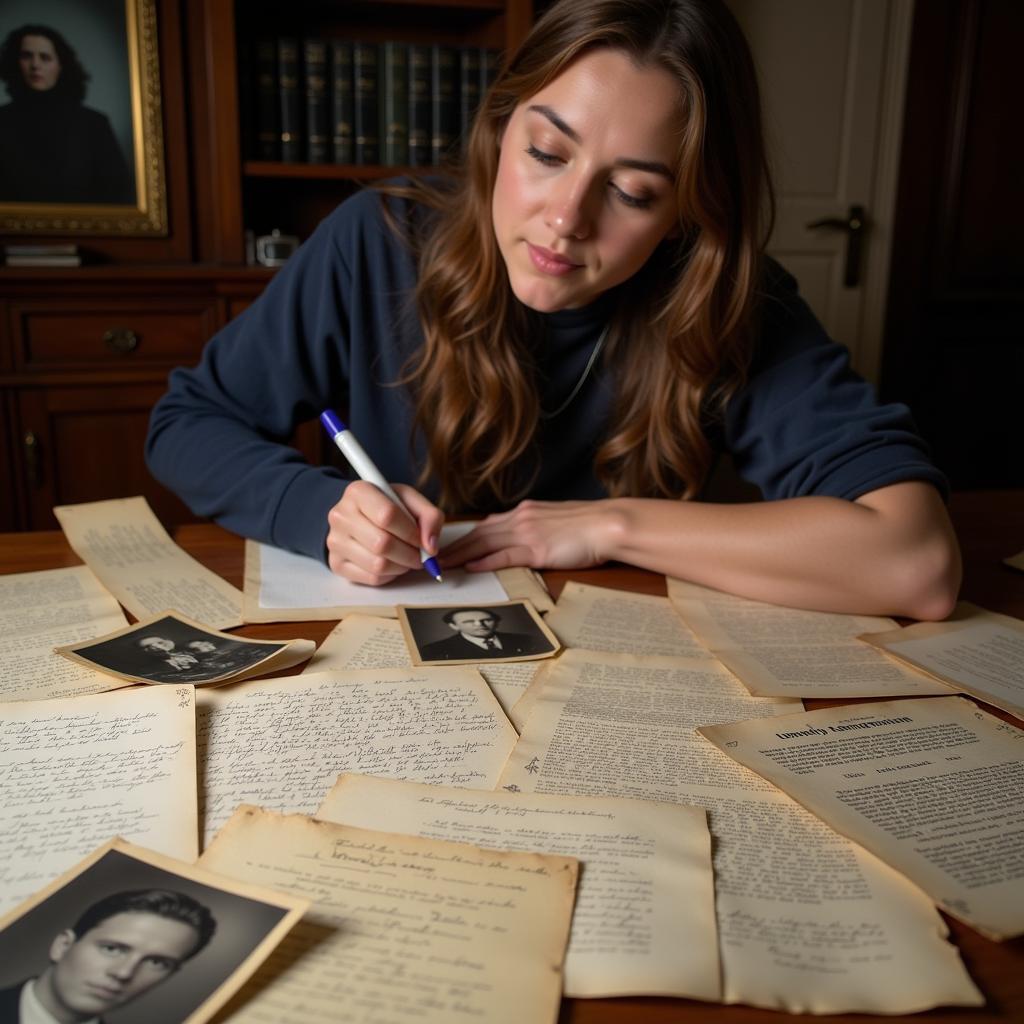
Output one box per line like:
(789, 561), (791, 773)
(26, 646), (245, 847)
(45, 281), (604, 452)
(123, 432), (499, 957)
(0, 839), (306, 1024)
(55, 612), (288, 686)
(399, 600), (560, 666)
(0, 0), (167, 234)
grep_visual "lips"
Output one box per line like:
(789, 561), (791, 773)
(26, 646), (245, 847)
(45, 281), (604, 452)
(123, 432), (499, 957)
(87, 984), (126, 1001)
(526, 243), (583, 277)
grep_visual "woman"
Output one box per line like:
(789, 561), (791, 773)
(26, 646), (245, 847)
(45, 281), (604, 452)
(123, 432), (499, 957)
(146, 0), (959, 619)
(0, 24), (133, 204)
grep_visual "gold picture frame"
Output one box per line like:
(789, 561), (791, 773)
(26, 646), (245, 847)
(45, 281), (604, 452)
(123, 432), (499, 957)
(0, 0), (167, 236)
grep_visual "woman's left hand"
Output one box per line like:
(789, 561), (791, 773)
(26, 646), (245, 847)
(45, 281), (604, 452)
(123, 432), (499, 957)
(440, 499), (621, 572)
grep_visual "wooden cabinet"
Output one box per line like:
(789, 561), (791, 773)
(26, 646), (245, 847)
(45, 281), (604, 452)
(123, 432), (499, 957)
(0, 269), (273, 530)
(0, 0), (533, 531)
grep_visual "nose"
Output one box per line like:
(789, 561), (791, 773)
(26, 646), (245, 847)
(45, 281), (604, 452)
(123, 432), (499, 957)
(107, 957), (140, 983)
(543, 173), (595, 240)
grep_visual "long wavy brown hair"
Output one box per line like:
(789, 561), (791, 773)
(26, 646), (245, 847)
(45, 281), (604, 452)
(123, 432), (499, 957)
(389, 0), (773, 512)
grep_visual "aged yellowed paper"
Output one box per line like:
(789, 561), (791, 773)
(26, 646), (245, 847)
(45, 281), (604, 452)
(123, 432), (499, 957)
(498, 649), (982, 1014)
(0, 837), (308, 1024)
(197, 668), (517, 848)
(860, 602), (1024, 719)
(0, 685), (198, 915)
(668, 577), (951, 698)
(318, 773), (720, 1001)
(53, 496), (243, 629)
(701, 696), (1024, 940)
(0, 565), (130, 701)
(546, 581), (706, 657)
(199, 806), (576, 1024)
(306, 613), (541, 720)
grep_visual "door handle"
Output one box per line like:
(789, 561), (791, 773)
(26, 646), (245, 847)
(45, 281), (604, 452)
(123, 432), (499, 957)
(806, 204), (865, 288)
(23, 429), (41, 488)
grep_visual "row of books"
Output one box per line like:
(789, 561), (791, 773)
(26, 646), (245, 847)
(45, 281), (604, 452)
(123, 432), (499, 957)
(248, 39), (501, 167)
(2, 243), (82, 267)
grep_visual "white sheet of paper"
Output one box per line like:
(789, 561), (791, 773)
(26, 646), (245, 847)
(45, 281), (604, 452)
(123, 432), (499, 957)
(257, 522), (507, 609)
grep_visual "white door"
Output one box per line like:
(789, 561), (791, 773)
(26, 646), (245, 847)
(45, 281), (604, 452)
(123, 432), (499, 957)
(726, 0), (914, 382)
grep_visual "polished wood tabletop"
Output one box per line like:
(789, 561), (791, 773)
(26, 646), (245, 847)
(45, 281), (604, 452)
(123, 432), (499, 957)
(2, 489), (1022, 1024)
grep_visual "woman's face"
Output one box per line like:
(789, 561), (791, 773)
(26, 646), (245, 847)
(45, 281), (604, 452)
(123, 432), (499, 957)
(492, 48), (682, 312)
(19, 34), (61, 91)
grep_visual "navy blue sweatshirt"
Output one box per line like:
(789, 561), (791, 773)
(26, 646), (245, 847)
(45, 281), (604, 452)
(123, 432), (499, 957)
(145, 186), (946, 563)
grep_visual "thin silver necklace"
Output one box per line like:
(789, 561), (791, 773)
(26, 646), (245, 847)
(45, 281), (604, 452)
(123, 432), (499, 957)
(539, 323), (610, 419)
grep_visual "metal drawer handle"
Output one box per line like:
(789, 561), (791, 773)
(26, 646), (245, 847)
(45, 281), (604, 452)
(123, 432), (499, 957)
(104, 328), (139, 354)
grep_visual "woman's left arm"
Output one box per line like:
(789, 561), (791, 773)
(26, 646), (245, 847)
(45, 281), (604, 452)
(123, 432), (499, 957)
(440, 481), (961, 620)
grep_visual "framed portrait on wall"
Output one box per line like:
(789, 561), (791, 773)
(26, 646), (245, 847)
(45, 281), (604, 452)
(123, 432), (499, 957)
(0, 0), (167, 236)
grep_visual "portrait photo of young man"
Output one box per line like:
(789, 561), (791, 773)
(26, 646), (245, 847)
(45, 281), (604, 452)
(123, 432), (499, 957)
(0, 843), (307, 1024)
(401, 601), (559, 666)
(0, 888), (215, 1023)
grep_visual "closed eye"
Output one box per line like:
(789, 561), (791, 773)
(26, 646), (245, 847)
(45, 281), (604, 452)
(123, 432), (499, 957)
(610, 182), (654, 209)
(526, 143), (561, 167)
(528, 143), (656, 209)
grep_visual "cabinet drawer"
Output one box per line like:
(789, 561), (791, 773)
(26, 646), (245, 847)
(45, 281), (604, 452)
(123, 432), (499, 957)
(14, 301), (219, 369)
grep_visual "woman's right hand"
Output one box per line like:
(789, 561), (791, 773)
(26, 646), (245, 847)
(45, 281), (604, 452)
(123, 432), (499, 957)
(326, 481), (444, 585)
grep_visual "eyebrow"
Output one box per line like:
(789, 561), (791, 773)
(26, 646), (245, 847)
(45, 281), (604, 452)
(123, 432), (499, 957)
(526, 104), (675, 181)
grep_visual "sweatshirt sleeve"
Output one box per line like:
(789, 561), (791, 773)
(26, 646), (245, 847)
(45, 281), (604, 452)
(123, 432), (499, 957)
(145, 192), (377, 561)
(723, 261), (949, 502)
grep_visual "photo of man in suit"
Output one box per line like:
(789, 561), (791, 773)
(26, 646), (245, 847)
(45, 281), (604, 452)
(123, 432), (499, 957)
(0, 888), (216, 1023)
(418, 607), (553, 661)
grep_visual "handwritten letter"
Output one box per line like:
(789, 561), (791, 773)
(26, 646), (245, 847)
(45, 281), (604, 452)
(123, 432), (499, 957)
(546, 581), (705, 657)
(667, 578), (951, 698)
(54, 496), (243, 628)
(499, 649), (981, 1014)
(0, 565), (128, 702)
(319, 773), (720, 1000)
(0, 685), (198, 913)
(199, 806), (576, 1024)
(198, 668), (517, 847)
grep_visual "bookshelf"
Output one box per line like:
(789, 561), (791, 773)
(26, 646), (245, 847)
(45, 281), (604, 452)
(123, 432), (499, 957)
(189, 0), (534, 261)
(0, 0), (533, 530)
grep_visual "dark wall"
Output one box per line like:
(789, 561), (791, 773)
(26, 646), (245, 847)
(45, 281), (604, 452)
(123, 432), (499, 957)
(882, 0), (1024, 489)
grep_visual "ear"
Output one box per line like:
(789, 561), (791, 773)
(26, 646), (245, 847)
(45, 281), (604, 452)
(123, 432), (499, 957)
(49, 929), (76, 963)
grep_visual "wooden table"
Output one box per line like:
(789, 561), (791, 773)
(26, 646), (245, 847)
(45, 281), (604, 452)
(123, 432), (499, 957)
(2, 489), (1022, 1023)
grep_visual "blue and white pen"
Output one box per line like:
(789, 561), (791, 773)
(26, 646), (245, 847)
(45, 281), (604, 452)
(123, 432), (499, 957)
(319, 409), (443, 582)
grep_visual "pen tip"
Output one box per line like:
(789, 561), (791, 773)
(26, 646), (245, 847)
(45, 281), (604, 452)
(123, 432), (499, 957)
(434, 574), (444, 583)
